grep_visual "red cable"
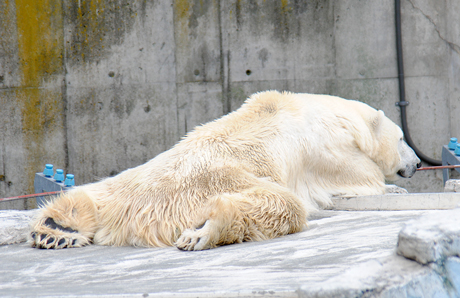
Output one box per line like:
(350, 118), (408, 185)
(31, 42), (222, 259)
(417, 165), (460, 171)
(0, 190), (64, 202)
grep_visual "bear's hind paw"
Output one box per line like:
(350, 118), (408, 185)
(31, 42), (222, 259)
(175, 230), (210, 251)
(175, 221), (213, 251)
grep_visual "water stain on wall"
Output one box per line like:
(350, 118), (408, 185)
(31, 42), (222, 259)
(173, 0), (220, 83)
(233, 0), (323, 41)
(66, 0), (146, 65)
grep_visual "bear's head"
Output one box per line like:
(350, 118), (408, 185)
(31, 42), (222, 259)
(343, 101), (421, 181)
(367, 110), (421, 181)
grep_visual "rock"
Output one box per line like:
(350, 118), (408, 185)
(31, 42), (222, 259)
(0, 210), (37, 245)
(396, 208), (460, 265)
(444, 179), (460, 192)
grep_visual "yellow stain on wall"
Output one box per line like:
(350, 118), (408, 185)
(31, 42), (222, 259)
(69, 0), (139, 64)
(172, 0), (211, 46)
(75, 0), (104, 62)
(280, 0), (289, 11)
(15, 0), (65, 196)
(175, 0), (191, 21)
(16, 0), (63, 87)
(174, 0), (192, 41)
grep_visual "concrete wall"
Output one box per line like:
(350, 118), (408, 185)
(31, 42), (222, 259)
(1, 0), (459, 209)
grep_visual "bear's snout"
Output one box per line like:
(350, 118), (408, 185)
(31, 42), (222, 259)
(396, 139), (420, 179)
(397, 164), (418, 178)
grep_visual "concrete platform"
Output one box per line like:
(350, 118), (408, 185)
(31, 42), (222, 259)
(1, 204), (460, 298)
(330, 192), (460, 211)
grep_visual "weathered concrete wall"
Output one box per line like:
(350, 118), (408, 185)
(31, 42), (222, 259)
(1, 0), (459, 208)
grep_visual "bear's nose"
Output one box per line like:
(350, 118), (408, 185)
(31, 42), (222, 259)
(416, 162), (422, 168)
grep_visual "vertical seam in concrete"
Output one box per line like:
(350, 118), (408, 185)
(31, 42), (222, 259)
(217, 0), (228, 115)
(62, 0), (69, 173)
(225, 2), (232, 114)
(0, 138), (5, 196)
(226, 50), (231, 113)
(445, 1), (453, 138)
(171, 0), (182, 138)
(406, 0), (457, 138)
(217, 0), (230, 115)
(331, 0), (338, 90)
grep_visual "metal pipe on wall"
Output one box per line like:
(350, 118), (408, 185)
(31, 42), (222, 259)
(394, 0), (442, 166)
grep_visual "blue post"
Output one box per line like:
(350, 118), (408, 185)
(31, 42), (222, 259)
(448, 138), (458, 150)
(43, 164), (54, 177)
(64, 174), (75, 187)
(54, 169), (65, 182)
(455, 144), (460, 156)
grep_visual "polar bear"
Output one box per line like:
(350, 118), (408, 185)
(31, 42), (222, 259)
(30, 91), (420, 250)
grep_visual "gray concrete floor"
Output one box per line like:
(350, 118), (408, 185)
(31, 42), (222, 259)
(0, 210), (442, 297)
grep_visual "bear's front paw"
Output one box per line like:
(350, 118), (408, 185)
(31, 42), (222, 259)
(30, 232), (84, 249)
(385, 184), (408, 194)
(30, 217), (91, 249)
(175, 220), (213, 251)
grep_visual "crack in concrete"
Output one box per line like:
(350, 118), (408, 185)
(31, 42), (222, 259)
(407, 0), (460, 55)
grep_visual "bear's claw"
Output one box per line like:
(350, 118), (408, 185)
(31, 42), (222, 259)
(30, 231), (83, 249)
(30, 217), (90, 249)
(175, 220), (213, 251)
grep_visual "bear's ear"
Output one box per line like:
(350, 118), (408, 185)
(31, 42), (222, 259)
(371, 110), (385, 138)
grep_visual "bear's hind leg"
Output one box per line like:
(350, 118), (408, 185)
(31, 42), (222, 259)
(175, 183), (309, 251)
(30, 190), (98, 249)
(175, 194), (245, 251)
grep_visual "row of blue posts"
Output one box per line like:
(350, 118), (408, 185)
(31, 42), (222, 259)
(34, 164), (75, 207)
(442, 138), (460, 185)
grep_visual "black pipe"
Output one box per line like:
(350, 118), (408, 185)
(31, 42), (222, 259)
(395, 0), (441, 165)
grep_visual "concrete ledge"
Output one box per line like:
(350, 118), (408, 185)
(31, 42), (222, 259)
(329, 193), (460, 211)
